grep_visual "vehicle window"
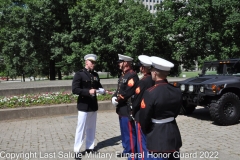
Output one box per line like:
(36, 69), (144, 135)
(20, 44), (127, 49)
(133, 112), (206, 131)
(203, 62), (240, 75)
(228, 63), (240, 75)
(204, 64), (221, 75)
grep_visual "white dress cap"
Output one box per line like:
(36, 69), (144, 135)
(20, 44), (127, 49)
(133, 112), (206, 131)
(118, 54), (133, 62)
(138, 55), (152, 67)
(84, 54), (97, 61)
(150, 56), (174, 71)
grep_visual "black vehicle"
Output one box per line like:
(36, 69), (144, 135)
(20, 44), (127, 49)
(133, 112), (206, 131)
(174, 59), (240, 126)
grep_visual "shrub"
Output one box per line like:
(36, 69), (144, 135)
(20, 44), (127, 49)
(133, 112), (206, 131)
(0, 90), (115, 109)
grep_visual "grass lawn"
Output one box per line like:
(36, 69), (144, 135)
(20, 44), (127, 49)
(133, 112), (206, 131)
(179, 71), (201, 78)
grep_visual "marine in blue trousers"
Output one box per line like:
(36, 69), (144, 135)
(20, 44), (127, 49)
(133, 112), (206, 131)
(132, 55), (154, 160)
(139, 56), (182, 160)
(111, 54), (139, 159)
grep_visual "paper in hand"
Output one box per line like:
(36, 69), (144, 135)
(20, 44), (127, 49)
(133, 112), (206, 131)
(96, 88), (105, 95)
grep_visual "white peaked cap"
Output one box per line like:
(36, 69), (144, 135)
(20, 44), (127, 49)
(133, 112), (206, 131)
(84, 54), (97, 61)
(118, 54), (133, 62)
(138, 55), (152, 67)
(150, 56), (174, 71)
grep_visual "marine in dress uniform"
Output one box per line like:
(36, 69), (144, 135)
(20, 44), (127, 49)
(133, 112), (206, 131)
(139, 56), (182, 160)
(132, 55), (155, 160)
(72, 54), (105, 159)
(111, 54), (139, 158)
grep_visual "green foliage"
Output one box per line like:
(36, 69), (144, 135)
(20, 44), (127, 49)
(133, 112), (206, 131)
(0, 92), (76, 108)
(0, 91), (113, 109)
(180, 71), (201, 78)
(1, 0), (240, 78)
(97, 94), (112, 101)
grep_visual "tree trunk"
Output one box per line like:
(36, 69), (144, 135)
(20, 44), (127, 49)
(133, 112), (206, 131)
(58, 68), (62, 80)
(49, 60), (56, 80)
(22, 73), (25, 82)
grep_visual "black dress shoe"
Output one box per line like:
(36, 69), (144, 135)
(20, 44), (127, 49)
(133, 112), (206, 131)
(85, 149), (98, 154)
(75, 152), (82, 160)
(116, 153), (128, 158)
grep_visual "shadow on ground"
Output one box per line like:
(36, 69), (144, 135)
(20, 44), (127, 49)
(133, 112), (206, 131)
(185, 107), (212, 121)
(95, 135), (121, 151)
(184, 107), (240, 126)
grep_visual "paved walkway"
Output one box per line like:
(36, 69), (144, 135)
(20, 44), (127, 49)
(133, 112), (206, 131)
(1, 78), (239, 160)
(0, 78), (186, 90)
(0, 79), (117, 90)
(0, 107), (240, 160)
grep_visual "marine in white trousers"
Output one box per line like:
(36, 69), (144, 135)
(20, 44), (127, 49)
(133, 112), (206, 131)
(74, 111), (97, 153)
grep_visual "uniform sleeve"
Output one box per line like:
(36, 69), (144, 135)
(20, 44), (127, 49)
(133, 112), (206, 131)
(117, 74), (139, 104)
(132, 80), (147, 116)
(139, 91), (154, 134)
(72, 72), (90, 96)
(174, 90), (183, 118)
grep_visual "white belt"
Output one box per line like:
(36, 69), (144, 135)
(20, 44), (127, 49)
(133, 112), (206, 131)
(151, 117), (174, 124)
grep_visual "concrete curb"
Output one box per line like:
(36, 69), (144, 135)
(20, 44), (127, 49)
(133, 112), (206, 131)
(0, 101), (114, 121)
(0, 78), (186, 121)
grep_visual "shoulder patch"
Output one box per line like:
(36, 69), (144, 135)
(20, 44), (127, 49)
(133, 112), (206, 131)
(128, 78), (134, 87)
(135, 87), (140, 94)
(141, 99), (146, 109)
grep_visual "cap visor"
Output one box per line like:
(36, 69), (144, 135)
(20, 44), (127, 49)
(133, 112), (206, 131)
(88, 59), (96, 62)
(117, 60), (124, 63)
(135, 62), (142, 67)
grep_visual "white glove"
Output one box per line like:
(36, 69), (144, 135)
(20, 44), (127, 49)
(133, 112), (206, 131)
(111, 97), (118, 106)
(97, 88), (105, 95)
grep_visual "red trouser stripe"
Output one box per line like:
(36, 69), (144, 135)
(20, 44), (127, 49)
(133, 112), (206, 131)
(138, 123), (144, 160)
(128, 122), (134, 160)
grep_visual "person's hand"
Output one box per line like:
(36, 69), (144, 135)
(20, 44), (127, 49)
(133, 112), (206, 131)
(111, 97), (118, 106)
(89, 89), (96, 96)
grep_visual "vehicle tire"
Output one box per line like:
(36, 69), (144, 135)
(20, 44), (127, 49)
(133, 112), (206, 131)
(179, 104), (196, 115)
(209, 92), (240, 125)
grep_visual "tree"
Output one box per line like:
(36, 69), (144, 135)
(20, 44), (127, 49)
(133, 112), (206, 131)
(68, 0), (154, 76)
(0, 0), (29, 81)
(1, 0), (240, 79)
(24, 0), (74, 80)
(154, 0), (240, 73)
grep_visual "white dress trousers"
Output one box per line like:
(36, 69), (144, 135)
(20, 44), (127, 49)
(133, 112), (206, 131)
(74, 111), (97, 153)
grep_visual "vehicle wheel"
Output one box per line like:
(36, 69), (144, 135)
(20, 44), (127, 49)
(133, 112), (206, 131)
(209, 92), (240, 125)
(179, 104), (196, 115)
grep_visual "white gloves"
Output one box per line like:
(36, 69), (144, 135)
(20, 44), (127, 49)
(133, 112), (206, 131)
(96, 88), (105, 95)
(111, 97), (118, 106)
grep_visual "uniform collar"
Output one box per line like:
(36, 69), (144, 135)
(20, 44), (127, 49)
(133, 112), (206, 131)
(155, 79), (168, 85)
(144, 73), (151, 77)
(84, 68), (93, 73)
(123, 68), (131, 74)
